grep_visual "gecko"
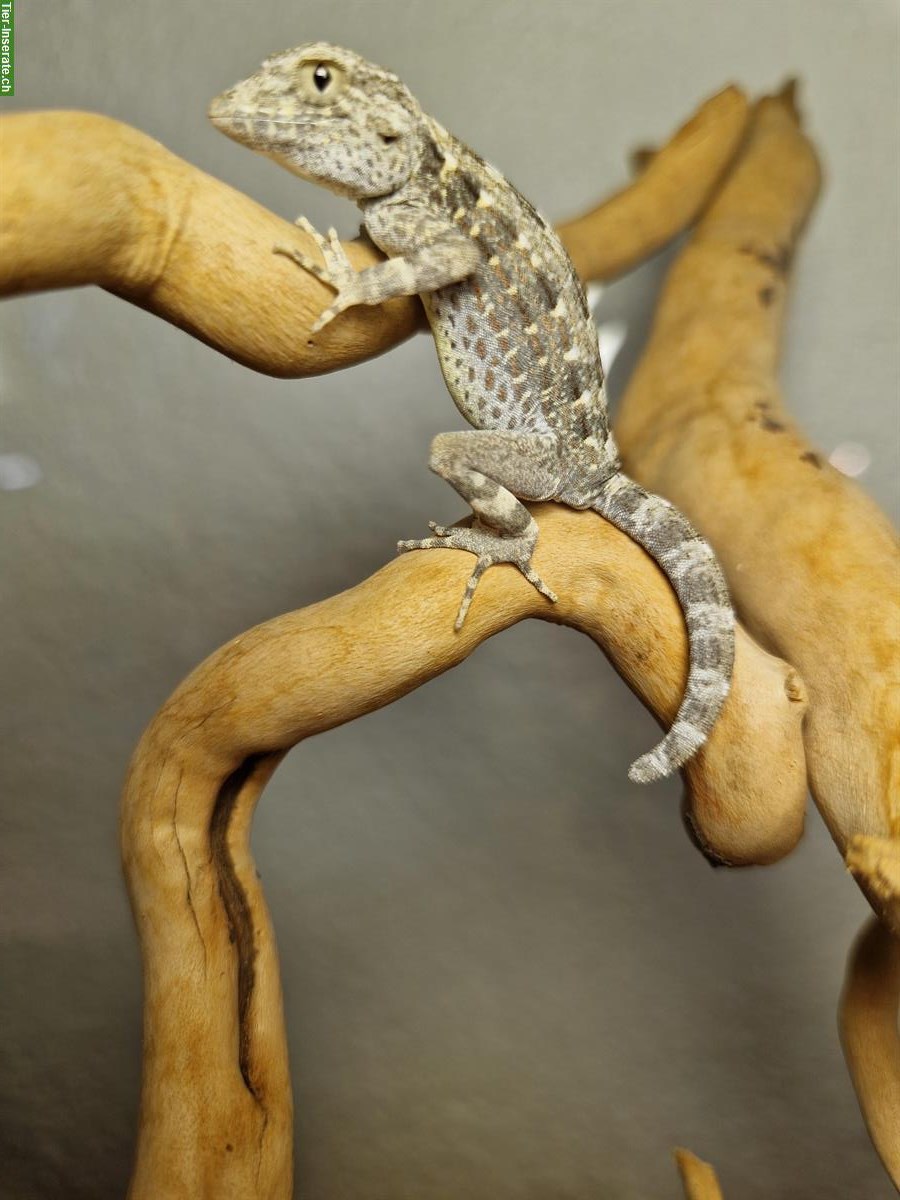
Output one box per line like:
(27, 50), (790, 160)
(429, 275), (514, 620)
(208, 43), (735, 784)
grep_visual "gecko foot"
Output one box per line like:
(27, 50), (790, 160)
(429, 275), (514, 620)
(275, 218), (360, 333)
(397, 521), (557, 630)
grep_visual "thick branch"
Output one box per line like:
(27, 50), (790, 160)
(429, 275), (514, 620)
(839, 918), (900, 1186)
(0, 86), (747, 376)
(121, 505), (806, 1197)
(614, 87), (900, 933)
(12, 80), (867, 1195)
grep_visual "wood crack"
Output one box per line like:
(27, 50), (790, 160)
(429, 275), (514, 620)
(209, 753), (265, 1099)
(172, 767), (208, 975)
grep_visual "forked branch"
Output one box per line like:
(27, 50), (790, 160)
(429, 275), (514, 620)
(7, 74), (897, 1197)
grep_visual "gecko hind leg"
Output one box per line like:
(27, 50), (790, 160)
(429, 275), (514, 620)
(398, 430), (563, 629)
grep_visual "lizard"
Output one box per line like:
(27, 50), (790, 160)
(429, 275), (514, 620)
(208, 42), (735, 784)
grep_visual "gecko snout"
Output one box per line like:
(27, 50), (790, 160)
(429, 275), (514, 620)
(208, 91), (236, 122)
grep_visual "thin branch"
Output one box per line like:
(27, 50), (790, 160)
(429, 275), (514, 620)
(556, 85), (749, 281)
(674, 1148), (725, 1200)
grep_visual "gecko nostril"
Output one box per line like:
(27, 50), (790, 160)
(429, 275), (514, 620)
(208, 95), (232, 119)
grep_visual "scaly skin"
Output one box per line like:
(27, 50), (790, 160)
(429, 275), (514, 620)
(208, 43), (734, 782)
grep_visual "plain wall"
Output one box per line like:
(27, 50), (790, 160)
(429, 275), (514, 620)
(2, 1), (898, 1197)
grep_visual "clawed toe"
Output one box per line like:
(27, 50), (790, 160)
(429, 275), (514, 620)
(273, 243), (331, 284)
(397, 535), (449, 552)
(292, 217), (336, 260)
(310, 307), (338, 335)
(397, 520), (556, 628)
(278, 221), (356, 322)
(522, 567), (557, 603)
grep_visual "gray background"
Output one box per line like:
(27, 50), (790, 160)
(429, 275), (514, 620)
(2, 1), (899, 1197)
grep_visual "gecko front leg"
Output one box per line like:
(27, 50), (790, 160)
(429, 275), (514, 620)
(275, 214), (480, 333)
(398, 430), (564, 629)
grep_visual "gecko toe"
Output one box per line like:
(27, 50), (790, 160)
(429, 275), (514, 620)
(397, 536), (451, 552)
(397, 521), (555, 627)
(522, 567), (557, 603)
(310, 307), (340, 334)
(273, 243), (332, 284)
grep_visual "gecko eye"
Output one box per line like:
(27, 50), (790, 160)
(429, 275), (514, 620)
(297, 59), (346, 105)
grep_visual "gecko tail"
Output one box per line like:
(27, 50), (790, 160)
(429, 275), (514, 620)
(592, 473), (735, 784)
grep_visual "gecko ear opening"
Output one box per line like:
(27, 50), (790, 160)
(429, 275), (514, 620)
(373, 111), (409, 142)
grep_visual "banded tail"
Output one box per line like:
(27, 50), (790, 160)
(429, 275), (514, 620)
(593, 473), (735, 784)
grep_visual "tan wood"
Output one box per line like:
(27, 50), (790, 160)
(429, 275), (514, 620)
(839, 917), (900, 1185)
(613, 84), (900, 1188)
(121, 504), (805, 1198)
(674, 1148), (725, 1200)
(0, 84), (748, 376)
(555, 85), (749, 282)
(614, 84), (900, 936)
(5, 77), (898, 1196)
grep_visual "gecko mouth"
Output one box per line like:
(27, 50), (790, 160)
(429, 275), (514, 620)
(208, 111), (314, 149)
(207, 102), (326, 143)
(207, 94), (239, 125)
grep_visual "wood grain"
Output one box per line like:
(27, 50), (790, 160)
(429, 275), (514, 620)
(6, 77), (897, 1196)
(615, 85), (900, 936)
(121, 505), (806, 1198)
(0, 85), (748, 376)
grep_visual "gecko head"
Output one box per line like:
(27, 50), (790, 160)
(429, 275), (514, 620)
(208, 43), (425, 199)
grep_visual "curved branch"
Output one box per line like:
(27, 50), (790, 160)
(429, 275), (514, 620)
(847, 836), (900, 915)
(0, 85), (747, 377)
(614, 84), (900, 933)
(9, 79), (848, 1196)
(839, 917), (900, 1185)
(556, 85), (748, 282)
(0, 110), (413, 378)
(121, 505), (806, 1197)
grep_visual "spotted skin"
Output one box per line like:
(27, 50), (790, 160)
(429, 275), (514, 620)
(209, 43), (735, 783)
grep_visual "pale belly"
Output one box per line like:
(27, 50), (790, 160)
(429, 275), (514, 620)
(422, 286), (559, 436)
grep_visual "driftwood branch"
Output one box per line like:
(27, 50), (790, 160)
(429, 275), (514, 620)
(554, 85), (749, 281)
(121, 506), (805, 1198)
(5, 77), (898, 1196)
(0, 85), (747, 375)
(839, 917), (900, 1184)
(613, 83), (900, 1190)
(614, 84), (900, 936)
